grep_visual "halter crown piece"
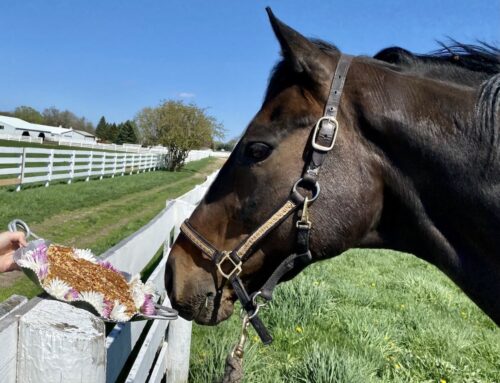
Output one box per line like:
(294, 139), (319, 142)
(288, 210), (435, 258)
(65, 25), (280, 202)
(180, 54), (353, 345)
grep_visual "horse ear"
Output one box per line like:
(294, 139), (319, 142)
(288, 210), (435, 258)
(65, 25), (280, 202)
(266, 7), (329, 83)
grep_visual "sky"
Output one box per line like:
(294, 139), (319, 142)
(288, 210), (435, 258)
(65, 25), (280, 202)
(1, 0), (499, 140)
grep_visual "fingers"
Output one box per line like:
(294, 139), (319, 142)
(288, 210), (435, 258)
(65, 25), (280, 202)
(8, 231), (28, 247)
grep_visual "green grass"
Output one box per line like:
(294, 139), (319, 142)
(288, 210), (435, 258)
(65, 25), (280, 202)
(190, 250), (500, 383)
(0, 157), (221, 302)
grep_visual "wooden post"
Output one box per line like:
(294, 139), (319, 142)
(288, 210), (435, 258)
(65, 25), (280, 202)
(165, 318), (192, 383)
(100, 152), (106, 180)
(86, 151), (93, 182)
(45, 149), (54, 187)
(68, 150), (76, 184)
(112, 152), (117, 178)
(138, 153), (142, 173)
(16, 147), (26, 192)
(122, 153), (126, 176)
(130, 154), (135, 175)
(17, 300), (106, 383)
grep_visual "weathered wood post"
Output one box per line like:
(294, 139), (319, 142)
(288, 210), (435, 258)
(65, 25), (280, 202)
(17, 300), (106, 383)
(165, 317), (192, 383)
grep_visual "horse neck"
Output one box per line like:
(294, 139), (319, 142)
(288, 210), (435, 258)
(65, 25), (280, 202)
(352, 61), (500, 323)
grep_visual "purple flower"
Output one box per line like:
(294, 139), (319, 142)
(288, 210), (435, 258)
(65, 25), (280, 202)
(33, 243), (48, 263)
(36, 264), (49, 280)
(64, 288), (79, 301)
(102, 299), (114, 318)
(141, 294), (156, 316)
(98, 261), (120, 273)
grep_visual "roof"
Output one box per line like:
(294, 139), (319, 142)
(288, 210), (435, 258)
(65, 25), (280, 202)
(0, 115), (73, 135)
(73, 129), (96, 137)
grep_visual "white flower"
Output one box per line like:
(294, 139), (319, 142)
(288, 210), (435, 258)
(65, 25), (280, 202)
(73, 248), (97, 263)
(44, 278), (71, 300)
(79, 291), (105, 315)
(110, 301), (131, 322)
(17, 250), (37, 269)
(130, 277), (157, 310)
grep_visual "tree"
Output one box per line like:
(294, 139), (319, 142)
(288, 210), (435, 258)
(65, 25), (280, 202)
(13, 106), (45, 124)
(136, 100), (224, 171)
(116, 120), (138, 144)
(214, 137), (239, 151)
(42, 107), (95, 133)
(95, 116), (109, 140)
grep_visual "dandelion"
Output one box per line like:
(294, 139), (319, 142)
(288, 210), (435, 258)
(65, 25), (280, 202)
(44, 278), (71, 300)
(440, 379), (447, 383)
(394, 363), (401, 369)
(295, 325), (303, 334)
(400, 304), (405, 310)
(73, 248), (97, 263)
(371, 282), (376, 287)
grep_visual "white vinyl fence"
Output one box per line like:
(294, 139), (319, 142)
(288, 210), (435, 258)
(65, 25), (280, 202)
(0, 134), (43, 144)
(0, 146), (223, 191)
(0, 170), (219, 383)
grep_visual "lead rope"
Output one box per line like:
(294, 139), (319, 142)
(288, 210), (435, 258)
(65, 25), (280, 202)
(221, 201), (311, 383)
(222, 315), (250, 383)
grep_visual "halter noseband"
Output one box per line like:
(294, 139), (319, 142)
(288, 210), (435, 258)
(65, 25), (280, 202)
(180, 54), (353, 345)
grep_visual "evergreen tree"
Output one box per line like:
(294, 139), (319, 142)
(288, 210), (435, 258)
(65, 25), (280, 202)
(95, 116), (108, 140)
(116, 120), (138, 144)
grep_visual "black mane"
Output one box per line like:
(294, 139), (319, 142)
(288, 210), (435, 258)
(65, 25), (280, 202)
(375, 42), (500, 87)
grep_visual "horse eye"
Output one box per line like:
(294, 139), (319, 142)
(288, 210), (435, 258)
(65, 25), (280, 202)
(245, 142), (273, 162)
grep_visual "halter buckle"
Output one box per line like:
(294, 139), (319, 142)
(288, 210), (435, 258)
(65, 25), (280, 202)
(217, 251), (242, 279)
(312, 116), (339, 152)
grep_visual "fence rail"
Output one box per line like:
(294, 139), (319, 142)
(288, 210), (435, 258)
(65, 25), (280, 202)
(0, 170), (218, 382)
(0, 134), (43, 144)
(0, 146), (224, 191)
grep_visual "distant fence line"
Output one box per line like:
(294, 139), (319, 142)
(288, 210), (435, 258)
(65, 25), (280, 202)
(0, 146), (229, 191)
(0, 134), (43, 144)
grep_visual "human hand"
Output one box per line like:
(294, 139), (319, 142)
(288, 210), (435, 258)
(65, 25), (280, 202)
(0, 231), (27, 272)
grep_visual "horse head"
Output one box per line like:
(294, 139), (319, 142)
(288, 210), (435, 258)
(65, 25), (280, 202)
(165, 9), (384, 325)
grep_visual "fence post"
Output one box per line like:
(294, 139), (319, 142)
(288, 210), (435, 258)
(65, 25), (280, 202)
(138, 153), (142, 173)
(165, 318), (192, 383)
(122, 153), (126, 176)
(16, 147), (26, 192)
(100, 152), (106, 180)
(112, 152), (117, 178)
(68, 150), (76, 184)
(86, 151), (93, 182)
(130, 154), (135, 175)
(45, 149), (54, 187)
(16, 300), (106, 383)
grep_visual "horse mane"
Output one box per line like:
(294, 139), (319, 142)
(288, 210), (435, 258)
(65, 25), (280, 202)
(374, 41), (500, 86)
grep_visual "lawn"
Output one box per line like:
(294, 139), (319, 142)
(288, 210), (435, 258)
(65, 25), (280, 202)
(0, 156), (223, 302)
(190, 249), (500, 382)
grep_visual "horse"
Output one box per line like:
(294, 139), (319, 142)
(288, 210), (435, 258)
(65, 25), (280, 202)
(165, 8), (500, 338)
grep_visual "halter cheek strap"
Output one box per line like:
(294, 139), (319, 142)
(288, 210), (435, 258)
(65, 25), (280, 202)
(180, 54), (353, 345)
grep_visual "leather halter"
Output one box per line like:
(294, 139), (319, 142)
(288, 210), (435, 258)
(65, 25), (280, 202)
(180, 54), (353, 345)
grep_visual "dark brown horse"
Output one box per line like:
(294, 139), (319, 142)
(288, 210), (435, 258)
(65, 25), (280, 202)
(166, 9), (500, 331)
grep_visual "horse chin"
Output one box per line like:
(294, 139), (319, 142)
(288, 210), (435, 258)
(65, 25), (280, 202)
(191, 292), (236, 325)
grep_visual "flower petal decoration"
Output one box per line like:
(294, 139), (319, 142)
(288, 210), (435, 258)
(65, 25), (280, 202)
(110, 301), (131, 321)
(79, 291), (106, 315)
(44, 278), (71, 300)
(73, 248), (97, 263)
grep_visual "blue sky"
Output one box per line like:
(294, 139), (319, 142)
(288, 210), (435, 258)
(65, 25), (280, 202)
(1, 0), (499, 140)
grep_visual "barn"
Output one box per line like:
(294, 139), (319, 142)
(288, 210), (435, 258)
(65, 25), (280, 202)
(0, 115), (97, 143)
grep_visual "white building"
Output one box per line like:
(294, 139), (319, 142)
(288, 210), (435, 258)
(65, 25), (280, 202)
(0, 115), (97, 143)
